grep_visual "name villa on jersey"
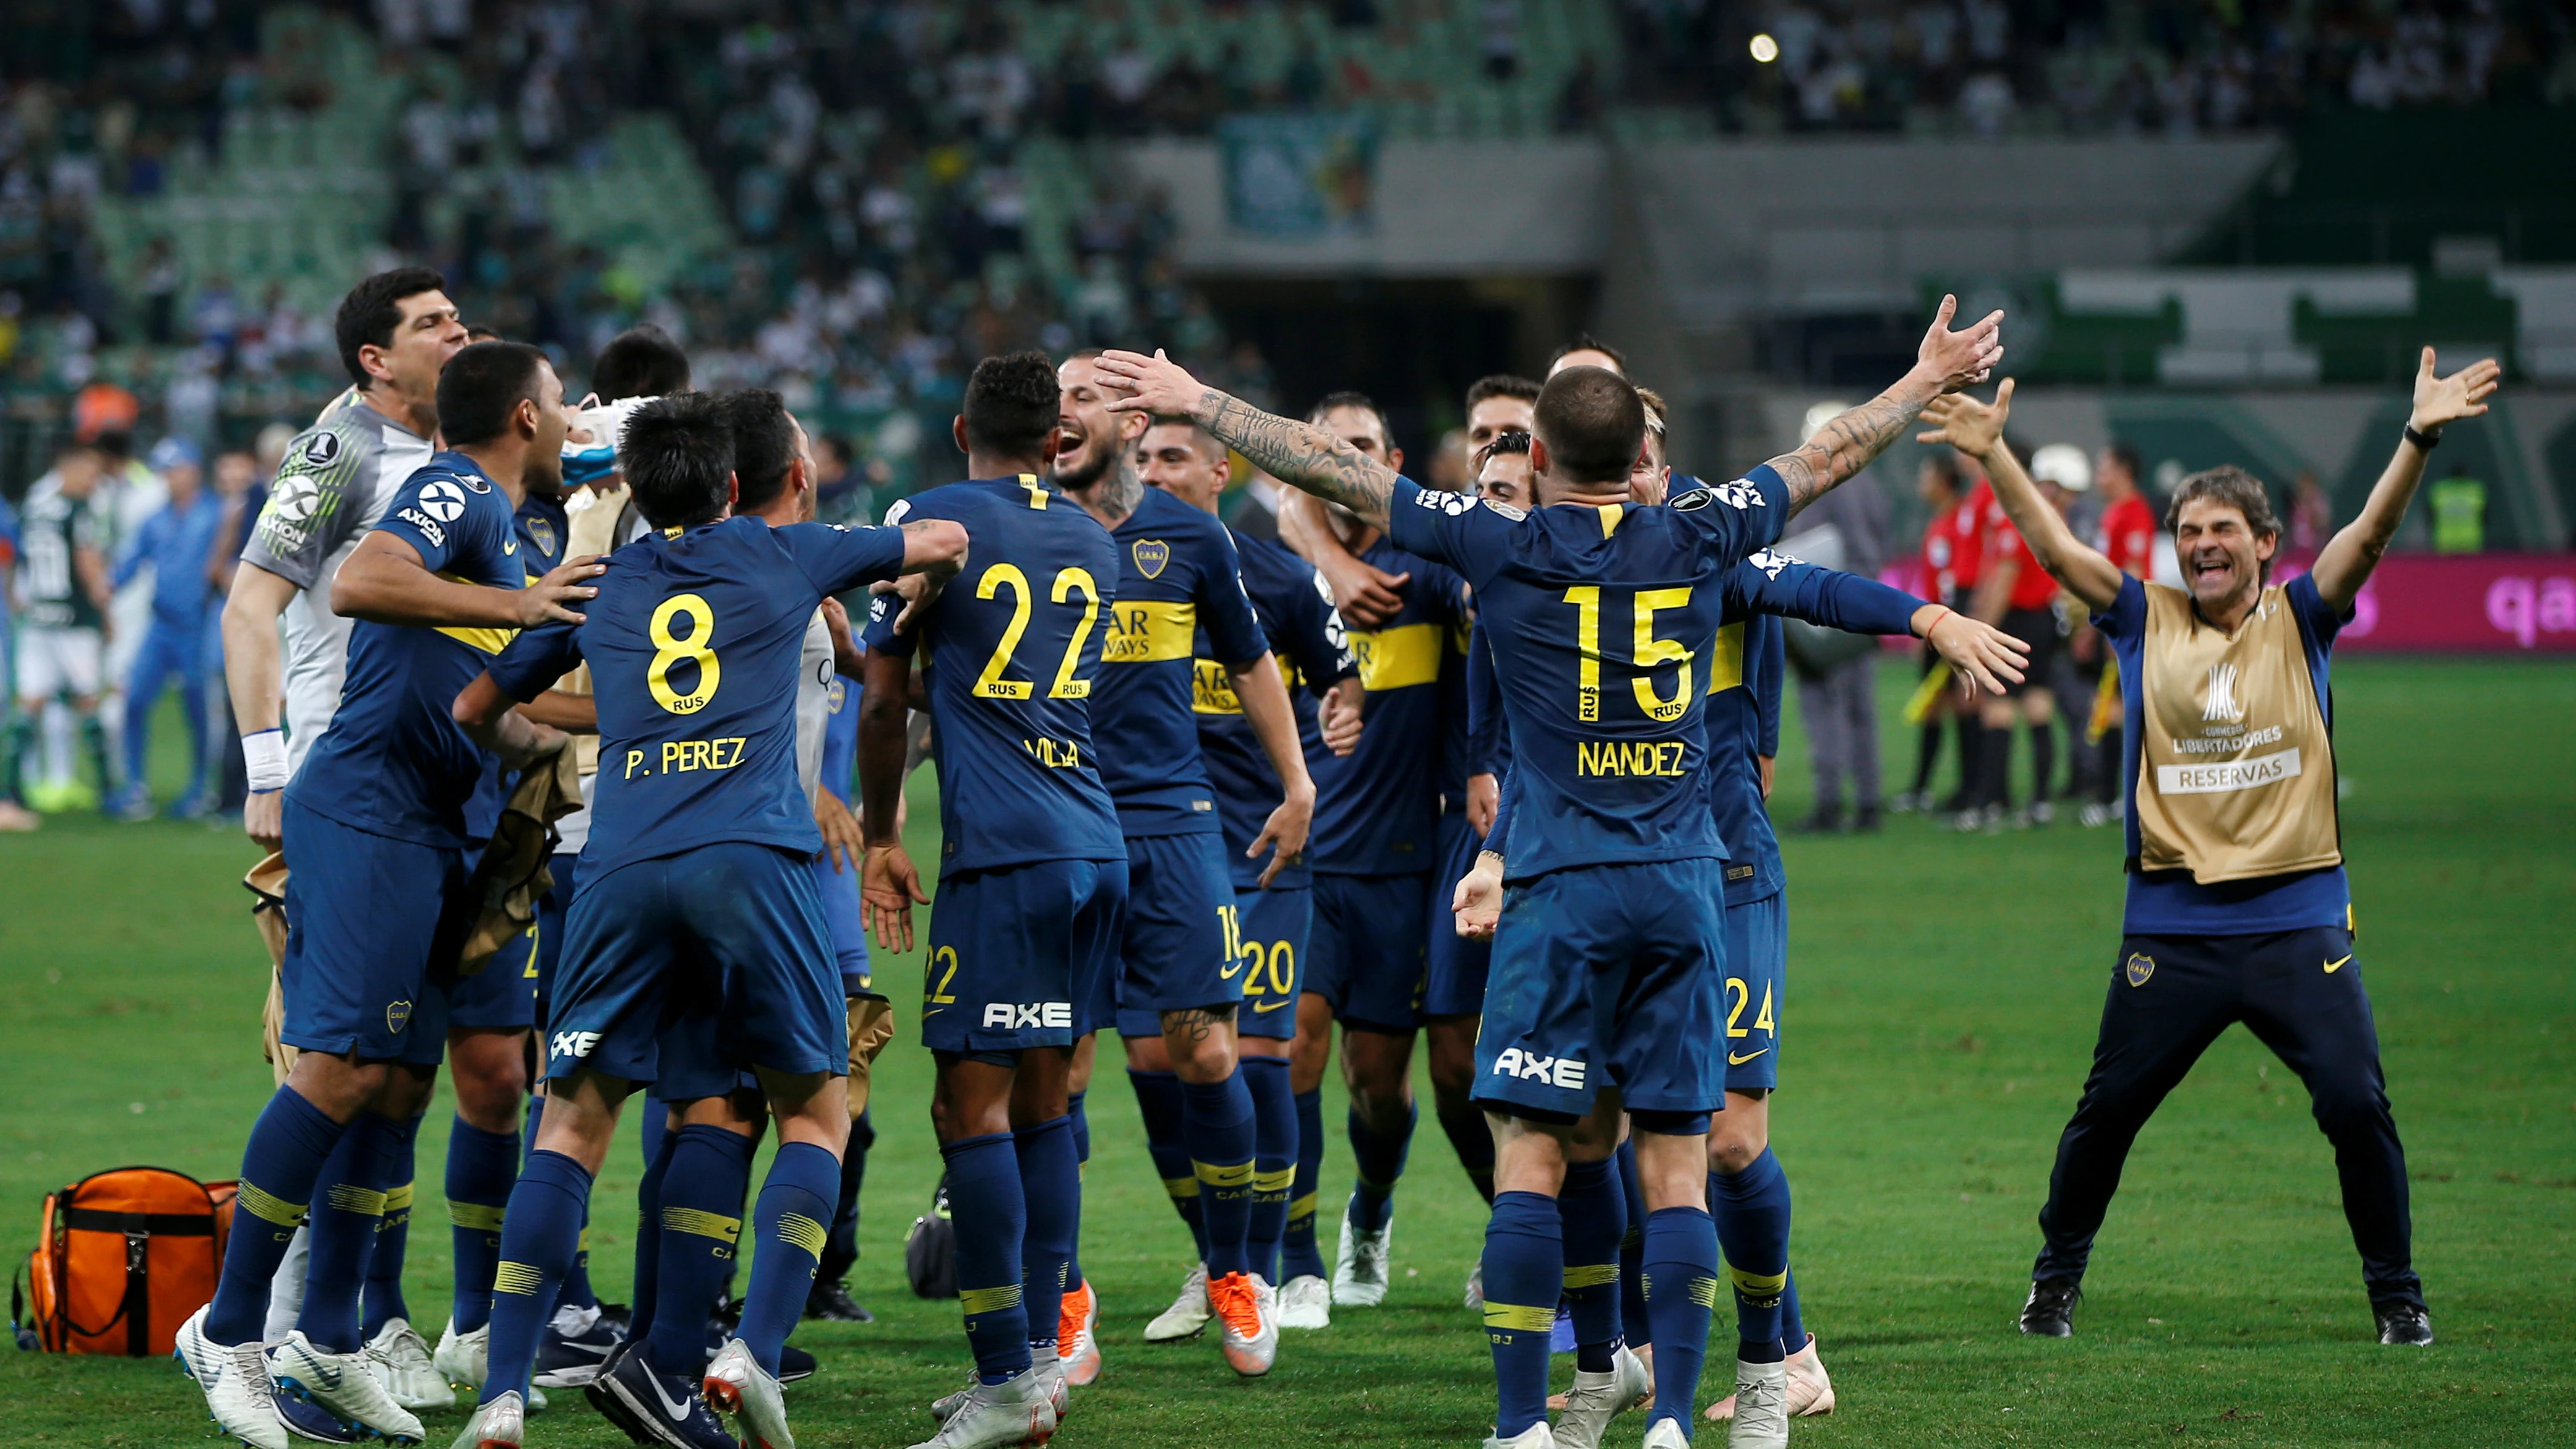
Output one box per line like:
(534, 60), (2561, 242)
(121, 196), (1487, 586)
(1022, 735), (1083, 768)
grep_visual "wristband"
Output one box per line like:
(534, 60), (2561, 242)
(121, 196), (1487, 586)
(2403, 423), (2442, 452)
(242, 728), (289, 794)
(1918, 605), (1954, 639)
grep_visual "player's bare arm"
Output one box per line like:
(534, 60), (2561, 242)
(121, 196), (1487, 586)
(1771, 295), (2004, 518)
(1096, 350), (1400, 526)
(1277, 489), (1406, 628)
(820, 595), (867, 678)
(333, 530), (606, 628)
(1225, 651), (1317, 888)
(1320, 676), (1364, 757)
(1912, 602), (2030, 696)
(449, 672), (570, 769)
(510, 690), (596, 733)
(2309, 348), (2501, 612)
(1919, 380), (2126, 611)
(1453, 849), (1505, 940)
(872, 519), (971, 633)
(855, 646), (925, 952)
(220, 562), (298, 849)
(813, 788), (863, 875)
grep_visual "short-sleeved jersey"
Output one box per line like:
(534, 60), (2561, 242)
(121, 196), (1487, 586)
(863, 476), (1125, 874)
(1309, 533), (1470, 875)
(1386, 469), (1789, 880)
(491, 516), (909, 877)
(1193, 527), (1355, 891)
(464, 488), (578, 841)
(1921, 484), (1987, 598)
(793, 609), (836, 798)
(13, 484), (108, 629)
(2098, 494), (2157, 579)
(817, 667), (859, 806)
(1986, 510), (2065, 611)
(1086, 484), (1271, 835)
(288, 452), (525, 850)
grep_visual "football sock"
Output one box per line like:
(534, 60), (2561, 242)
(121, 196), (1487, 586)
(1910, 719), (1942, 797)
(1615, 1139), (1649, 1346)
(1781, 1266), (1808, 1351)
(479, 1150), (591, 1406)
(2097, 728), (2124, 804)
(638, 1095), (669, 1176)
(445, 1117), (521, 1334)
(2030, 720), (2058, 802)
(1128, 1069), (1209, 1262)
(209, 1088), (346, 1344)
(628, 1119), (676, 1335)
(1281, 1087), (1327, 1281)
(1558, 1158), (1627, 1373)
(1952, 715), (1983, 805)
(1482, 1190), (1563, 1439)
(1181, 1071), (1258, 1279)
(1436, 1095), (1498, 1204)
(1064, 1091), (1088, 1289)
(1642, 1205), (1721, 1432)
(1710, 1149), (1791, 1364)
(80, 711), (112, 793)
(522, 1095), (597, 1312)
(1978, 724), (2014, 810)
(1013, 1116), (1078, 1350)
(1, 716), (31, 802)
(298, 1110), (410, 1354)
(742, 1141), (837, 1375)
(1241, 1056), (1296, 1283)
(359, 1112), (423, 1341)
(941, 1131), (1031, 1385)
(819, 1107), (875, 1291)
(1346, 1098), (1415, 1234)
(646, 1124), (755, 1378)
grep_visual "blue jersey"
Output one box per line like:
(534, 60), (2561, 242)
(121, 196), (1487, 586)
(466, 488), (576, 840)
(289, 453), (524, 849)
(489, 515), (909, 877)
(819, 669), (858, 804)
(1193, 528), (1355, 891)
(1310, 533), (1469, 875)
(1386, 470), (1788, 880)
(114, 490), (227, 631)
(1087, 483), (1270, 835)
(1464, 619), (1511, 780)
(864, 475), (1125, 874)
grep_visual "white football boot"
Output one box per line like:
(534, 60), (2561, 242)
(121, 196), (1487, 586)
(1211, 1271), (1278, 1378)
(1725, 1357), (1790, 1449)
(1276, 1274), (1332, 1330)
(1143, 1262), (1211, 1341)
(1464, 1259), (1485, 1310)
(175, 1305), (288, 1449)
(433, 1318), (487, 1393)
(267, 1329), (427, 1443)
(908, 1366), (1056, 1449)
(1642, 1416), (1693, 1449)
(450, 1390), (525, 1449)
(366, 1317), (457, 1411)
(1331, 1202), (1393, 1307)
(1707, 1333), (1835, 1421)
(704, 1337), (796, 1449)
(1552, 1342), (1651, 1449)
(1483, 1425), (1553, 1449)
(263, 1228), (310, 1343)
(1034, 1354), (1070, 1422)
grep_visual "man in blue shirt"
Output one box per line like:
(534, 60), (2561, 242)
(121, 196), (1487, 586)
(109, 437), (227, 818)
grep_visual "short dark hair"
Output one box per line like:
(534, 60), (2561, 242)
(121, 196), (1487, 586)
(962, 350), (1060, 458)
(1466, 374), (1542, 410)
(723, 388), (801, 514)
(335, 267), (447, 386)
(2104, 440), (2142, 484)
(436, 340), (551, 448)
(1474, 429), (1532, 471)
(1921, 452), (1962, 492)
(1307, 390), (1392, 449)
(621, 393), (737, 530)
(465, 325), (504, 343)
(2165, 464), (2280, 541)
(592, 325), (691, 402)
(1144, 418), (1228, 462)
(1548, 332), (1627, 376)
(1533, 366), (1644, 485)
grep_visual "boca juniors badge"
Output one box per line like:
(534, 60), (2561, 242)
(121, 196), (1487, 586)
(2124, 953), (2155, 987)
(386, 999), (415, 1033)
(525, 517), (557, 559)
(1131, 539), (1170, 578)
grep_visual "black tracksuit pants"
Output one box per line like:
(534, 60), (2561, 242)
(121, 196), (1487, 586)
(2033, 924), (2423, 1307)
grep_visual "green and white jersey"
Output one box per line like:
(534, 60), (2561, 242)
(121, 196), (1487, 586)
(14, 483), (109, 630)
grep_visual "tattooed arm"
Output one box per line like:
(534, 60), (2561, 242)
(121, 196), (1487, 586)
(1095, 351), (1401, 526)
(1768, 295), (2005, 519)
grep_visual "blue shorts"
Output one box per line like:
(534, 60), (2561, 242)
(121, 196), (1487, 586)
(278, 798), (478, 1065)
(810, 850), (874, 998)
(544, 842), (845, 1092)
(1307, 871), (1429, 1035)
(928, 857), (1127, 1056)
(1474, 859), (1728, 1122)
(1422, 813), (1492, 1018)
(1110, 831), (1241, 1037)
(454, 918), (540, 1032)
(1231, 883), (1311, 1041)
(1722, 892), (1786, 1091)
(532, 851), (581, 1031)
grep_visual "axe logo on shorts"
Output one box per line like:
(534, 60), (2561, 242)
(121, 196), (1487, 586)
(982, 1002), (1074, 1030)
(550, 1030), (603, 1060)
(1490, 1047), (1586, 1090)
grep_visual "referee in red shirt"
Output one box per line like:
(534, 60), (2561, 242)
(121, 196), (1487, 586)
(1960, 454), (2069, 828)
(2077, 444), (2157, 826)
(1897, 452), (1990, 814)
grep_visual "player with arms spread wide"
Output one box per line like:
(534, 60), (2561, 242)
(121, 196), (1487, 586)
(1095, 296), (2002, 1448)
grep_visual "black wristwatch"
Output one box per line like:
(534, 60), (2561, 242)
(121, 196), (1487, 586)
(2403, 423), (2442, 452)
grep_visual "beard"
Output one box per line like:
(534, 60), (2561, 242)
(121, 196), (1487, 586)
(1050, 429), (1120, 491)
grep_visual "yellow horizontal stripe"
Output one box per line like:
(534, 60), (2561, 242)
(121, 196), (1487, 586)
(380, 1183), (414, 1213)
(450, 1201), (506, 1232)
(776, 1213), (830, 1260)
(1251, 1167), (1295, 1194)
(1286, 1192), (1319, 1221)
(960, 1284), (1023, 1315)
(1194, 1159), (1256, 1189)
(1159, 1175), (1201, 1201)
(662, 1206), (742, 1245)
(1191, 658), (1242, 715)
(1483, 1302), (1558, 1332)
(1100, 600), (1196, 664)
(327, 1184), (387, 1217)
(1563, 1263), (1620, 1289)
(1688, 1275), (1723, 1309)
(1727, 1265), (1788, 1297)
(435, 623), (519, 656)
(1352, 622), (1443, 691)
(493, 1262), (544, 1297)
(236, 1180), (304, 1228)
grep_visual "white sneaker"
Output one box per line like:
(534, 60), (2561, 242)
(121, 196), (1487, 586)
(1057, 1277), (1102, 1387)
(1034, 1354), (1070, 1421)
(263, 1227), (310, 1343)
(1143, 1262), (1212, 1341)
(1464, 1259), (1485, 1310)
(1211, 1271), (1277, 1377)
(176, 1305), (288, 1449)
(450, 1390), (525, 1449)
(1642, 1417), (1692, 1449)
(908, 1367), (1057, 1449)
(703, 1336), (795, 1449)
(1276, 1274), (1332, 1330)
(1553, 1343), (1649, 1448)
(1483, 1425), (1553, 1449)
(366, 1317), (456, 1412)
(1331, 1201), (1393, 1307)
(1706, 1335), (1835, 1421)
(1725, 1358), (1788, 1449)
(433, 1318), (487, 1392)
(266, 1329), (427, 1443)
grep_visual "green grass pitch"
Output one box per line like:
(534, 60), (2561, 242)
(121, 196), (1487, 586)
(2, 656), (2569, 1447)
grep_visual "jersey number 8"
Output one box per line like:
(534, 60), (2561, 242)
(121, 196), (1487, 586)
(971, 564), (1102, 701)
(649, 593), (721, 715)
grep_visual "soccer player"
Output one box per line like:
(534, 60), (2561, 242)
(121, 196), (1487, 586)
(2078, 442), (2154, 828)
(108, 437), (226, 818)
(1135, 418), (1362, 1334)
(8, 442), (114, 813)
(855, 351), (1123, 1447)
(1892, 453), (1979, 814)
(1053, 353), (1313, 1375)
(446, 391), (960, 1449)
(175, 341), (597, 1448)
(1912, 347), (2500, 1349)
(1962, 441), (2071, 828)
(1097, 296), (2001, 1448)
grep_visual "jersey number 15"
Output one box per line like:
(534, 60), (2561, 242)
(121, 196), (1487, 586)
(1563, 585), (1696, 724)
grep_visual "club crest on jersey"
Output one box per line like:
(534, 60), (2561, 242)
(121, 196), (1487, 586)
(299, 431), (341, 467)
(385, 1000), (414, 1034)
(1131, 540), (1170, 579)
(1490, 1048), (1586, 1090)
(2125, 953), (2156, 987)
(524, 518), (556, 557)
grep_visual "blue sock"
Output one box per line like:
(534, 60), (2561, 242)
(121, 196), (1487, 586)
(742, 1141), (838, 1375)
(481, 1150), (592, 1406)
(1181, 1072), (1257, 1279)
(1643, 1205), (1721, 1431)
(638, 1096), (669, 1174)
(1346, 1098), (1415, 1233)
(1482, 1191), (1563, 1438)
(360, 1114), (423, 1341)
(1065, 1091), (1088, 1290)
(523, 1096), (596, 1313)
(942, 1131), (1030, 1384)
(1616, 1139), (1649, 1347)
(1780, 1266), (1806, 1352)
(1710, 1150), (1791, 1363)
(446, 1117), (521, 1334)
(300, 1111), (411, 1353)
(629, 1121), (676, 1334)
(1013, 1116), (1078, 1349)
(1560, 1158), (1628, 1372)
(647, 1124), (755, 1377)
(208, 1088), (348, 1344)
(1436, 1096), (1497, 1203)
(1282, 1088), (1326, 1281)
(1241, 1057), (1297, 1284)
(1128, 1070), (1209, 1262)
